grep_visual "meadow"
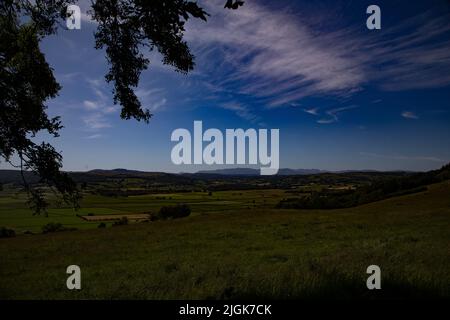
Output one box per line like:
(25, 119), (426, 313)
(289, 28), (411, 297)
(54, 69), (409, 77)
(1, 180), (449, 299)
(0, 188), (285, 233)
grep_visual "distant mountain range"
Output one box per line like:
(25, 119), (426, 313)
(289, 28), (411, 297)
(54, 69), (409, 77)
(0, 169), (175, 185)
(0, 167), (412, 184)
(196, 168), (327, 176)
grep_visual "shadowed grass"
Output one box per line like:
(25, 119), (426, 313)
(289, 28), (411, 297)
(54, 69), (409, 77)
(0, 181), (449, 299)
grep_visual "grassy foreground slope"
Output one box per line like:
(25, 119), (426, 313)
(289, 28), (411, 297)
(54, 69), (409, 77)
(1, 181), (449, 299)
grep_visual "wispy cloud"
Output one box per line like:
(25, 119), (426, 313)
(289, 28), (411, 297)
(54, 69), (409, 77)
(185, 1), (450, 111)
(303, 108), (319, 116)
(78, 77), (121, 130)
(83, 100), (99, 110)
(84, 133), (104, 139)
(79, 77), (168, 131)
(135, 88), (167, 112)
(82, 113), (112, 130)
(317, 105), (358, 124)
(401, 111), (419, 119)
(187, 1), (366, 106)
(219, 102), (262, 124)
(150, 98), (167, 111)
(56, 72), (82, 84)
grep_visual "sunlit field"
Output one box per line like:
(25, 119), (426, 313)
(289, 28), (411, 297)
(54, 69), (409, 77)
(0, 188), (286, 233)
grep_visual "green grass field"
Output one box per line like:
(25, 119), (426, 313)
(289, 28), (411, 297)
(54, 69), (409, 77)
(0, 189), (285, 233)
(1, 181), (450, 299)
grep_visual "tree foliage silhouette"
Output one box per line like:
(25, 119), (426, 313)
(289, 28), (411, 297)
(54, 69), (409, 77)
(0, 0), (243, 214)
(1, 0), (81, 214)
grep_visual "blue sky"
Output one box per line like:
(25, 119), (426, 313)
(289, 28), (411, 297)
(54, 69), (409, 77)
(3, 0), (450, 172)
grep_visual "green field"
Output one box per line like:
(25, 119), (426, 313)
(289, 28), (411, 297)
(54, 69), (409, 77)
(1, 181), (449, 299)
(0, 189), (285, 233)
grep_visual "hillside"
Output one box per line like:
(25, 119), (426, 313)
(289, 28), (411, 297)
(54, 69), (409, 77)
(277, 163), (450, 209)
